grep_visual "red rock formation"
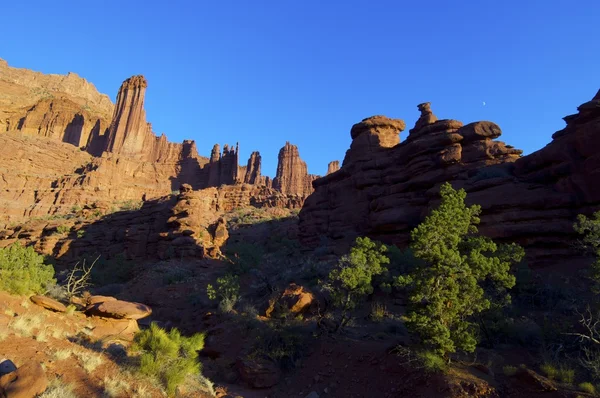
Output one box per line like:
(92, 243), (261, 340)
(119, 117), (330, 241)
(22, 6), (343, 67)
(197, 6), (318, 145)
(204, 143), (240, 187)
(272, 142), (319, 197)
(244, 151), (262, 184)
(0, 61), (311, 224)
(104, 75), (152, 158)
(327, 161), (340, 175)
(0, 184), (304, 261)
(299, 91), (600, 265)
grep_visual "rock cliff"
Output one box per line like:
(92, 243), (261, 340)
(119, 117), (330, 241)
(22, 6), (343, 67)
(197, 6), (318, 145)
(0, 184), (304, 262)
(298, 90), (600, 265)
(0, 59), (323, 224)
(273, 142), (319, 197)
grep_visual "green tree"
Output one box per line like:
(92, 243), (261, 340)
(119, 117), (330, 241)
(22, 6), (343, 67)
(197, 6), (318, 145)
(574, 211), (600, 294)
(131, 323), (206, 396)
(326, 237), (390, 330)
(0, 242), (55, 295)
(397, 182), (524, 357)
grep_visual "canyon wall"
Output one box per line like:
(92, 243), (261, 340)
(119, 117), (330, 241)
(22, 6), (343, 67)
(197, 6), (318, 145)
(0, 60), (318, 224)
(0, 183), (304, 262)
(298, 91), (600, 265)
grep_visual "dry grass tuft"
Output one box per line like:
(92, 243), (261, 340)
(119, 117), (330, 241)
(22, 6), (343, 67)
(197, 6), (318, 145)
(38, 378), (78, 398)
(53, 348), (74, 361)
(9, 313), (45, 337)
(74, 349), (104, 373)
(103, 376), (131, 397)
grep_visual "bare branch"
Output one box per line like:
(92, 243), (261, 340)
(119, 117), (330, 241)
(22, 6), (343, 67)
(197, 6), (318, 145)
(65, 255), (99, 298)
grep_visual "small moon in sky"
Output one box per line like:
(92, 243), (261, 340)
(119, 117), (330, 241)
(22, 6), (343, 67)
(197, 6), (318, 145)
(482, 101), (486, 106)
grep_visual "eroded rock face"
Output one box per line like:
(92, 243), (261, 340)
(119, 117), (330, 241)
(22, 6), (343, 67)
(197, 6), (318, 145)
(1, 184), (305, 262)
(0, 60), (319, 225)
(244, 151), (262, 184)
(273, 142), (319, 197)
(299, 91), (600, 265)
(326, 161), (340, 175)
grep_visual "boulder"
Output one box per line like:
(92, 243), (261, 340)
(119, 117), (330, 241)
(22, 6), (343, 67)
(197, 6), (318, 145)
(87, 316), (140, 342)
(0, 361), (48, 398)
(266, 283), (314, 318)
(85, 300), (152, 320)
(87, 295), (117, 306)
(29, 295), (66, 313)
(236, 357), (281, 389)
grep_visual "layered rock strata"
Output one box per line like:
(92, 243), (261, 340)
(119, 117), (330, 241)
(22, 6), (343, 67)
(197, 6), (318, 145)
(299, 91), (600, 265)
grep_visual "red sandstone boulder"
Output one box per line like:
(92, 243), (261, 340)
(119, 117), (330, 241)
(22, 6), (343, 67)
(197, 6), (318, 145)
(0, 361), (48, 398)
(85, 300), (152, 320)
(86, 316), (140, 342)
(29, 295), (66, 313)
(265, 283), (315, 318)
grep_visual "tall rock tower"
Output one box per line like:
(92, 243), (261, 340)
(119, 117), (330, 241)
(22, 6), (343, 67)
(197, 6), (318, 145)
(272, 142), (317, 196)
(104, 75), (152, 158)
(244, 151), (262, 184)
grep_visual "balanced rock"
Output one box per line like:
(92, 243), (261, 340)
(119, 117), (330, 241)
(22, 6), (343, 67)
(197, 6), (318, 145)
(29, 295), (66, 313)
(0, 361), (48, 398)
(85, 300), (152, 320)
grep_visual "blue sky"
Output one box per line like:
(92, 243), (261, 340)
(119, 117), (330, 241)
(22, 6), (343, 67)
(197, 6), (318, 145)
(2, 1), (599, 176)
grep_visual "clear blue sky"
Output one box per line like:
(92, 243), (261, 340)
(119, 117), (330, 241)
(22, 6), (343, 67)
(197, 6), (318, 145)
(2, 1), (599, 177)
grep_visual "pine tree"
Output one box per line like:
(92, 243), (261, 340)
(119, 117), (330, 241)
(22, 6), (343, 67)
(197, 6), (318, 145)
(397, 182), (524, 356)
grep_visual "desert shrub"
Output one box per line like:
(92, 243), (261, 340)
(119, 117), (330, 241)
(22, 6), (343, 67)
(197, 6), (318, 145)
(323, 236), (390, 331)
(249, 322), (307, 370)
(541, 363), (558, 380)
(225, 242), (263, 274)
(131, 323), (206, 396)
(54, 225), (71, 235)
(162, 267), (193, 285)
(558, 366), (575, 384)
(370, 302), (387, 322)
(503, 365), (518, 376)
(76, 229), (85, 238)
(0, 242), (55, 295)
(118, 200), (143, 211)
(266, 234), (301, 256)
(207, 273), (239, 313)
(574, 211), (600, 294)
(417, 350), (447, 373)
(579, 382), (596, 394)
(396, 182), (524, 357)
